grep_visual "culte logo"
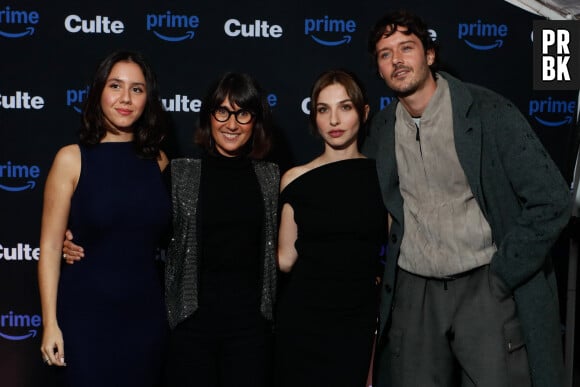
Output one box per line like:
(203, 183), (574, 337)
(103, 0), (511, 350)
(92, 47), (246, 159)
(458, 20), (508, 50)
(304, 16), (356, 46)
(0, 243), (40, 261)
(224, 18), (283, 38)
(162, 94), (202, 112)
(528, 97), (576, 127)
(0, 162), (39, 192)
(0, 91), (44, 110)
(66, 86), (90, 113)
(161, 93), (277, 112)
(301, 97), (311, 114)
(146, 11), (199, 42)
(64, 14), (124, 34)
(0, 6), (38, 38)
(0, 311), (40, 341)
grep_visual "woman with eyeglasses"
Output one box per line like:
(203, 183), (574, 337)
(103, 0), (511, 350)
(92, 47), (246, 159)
(163, 72), (279, 386)
(62, 72), (278, 386)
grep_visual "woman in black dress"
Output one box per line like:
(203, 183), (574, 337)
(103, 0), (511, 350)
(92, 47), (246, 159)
(275, 70), (387, 386)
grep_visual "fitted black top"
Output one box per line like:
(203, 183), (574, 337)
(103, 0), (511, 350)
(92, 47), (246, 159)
(198, 154), (264, 311)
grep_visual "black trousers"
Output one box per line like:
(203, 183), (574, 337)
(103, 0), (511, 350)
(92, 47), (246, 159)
(164, 309), (273, 387)
(382, 265), (531, 387)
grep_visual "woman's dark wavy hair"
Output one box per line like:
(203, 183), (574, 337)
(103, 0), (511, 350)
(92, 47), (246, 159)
(309, 69), (369, 137)
(195, 72), (272, 159)
(368, 10), (439, 76)
(80, 50), (166, 159)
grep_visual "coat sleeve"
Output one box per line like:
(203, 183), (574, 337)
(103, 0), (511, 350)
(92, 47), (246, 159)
(487, 99), (571, 290)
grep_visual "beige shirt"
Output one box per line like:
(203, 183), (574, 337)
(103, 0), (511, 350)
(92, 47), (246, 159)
(395, 76), (496, 277)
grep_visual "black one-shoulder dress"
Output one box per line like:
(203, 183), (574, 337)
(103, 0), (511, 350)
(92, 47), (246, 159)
(275, 159), (387, 387)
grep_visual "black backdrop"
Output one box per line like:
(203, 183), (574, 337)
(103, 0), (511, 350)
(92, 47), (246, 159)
(1, 1), (578, 386)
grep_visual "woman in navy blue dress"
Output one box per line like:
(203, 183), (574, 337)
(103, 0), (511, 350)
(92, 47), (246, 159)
(61, 72), (280, 387)
(38, 51), (170, 386)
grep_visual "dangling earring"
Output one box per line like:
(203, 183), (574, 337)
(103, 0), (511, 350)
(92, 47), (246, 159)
(209, 136), (214, 150)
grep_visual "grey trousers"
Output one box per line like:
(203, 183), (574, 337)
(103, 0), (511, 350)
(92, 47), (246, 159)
(383, 265), (531, 387)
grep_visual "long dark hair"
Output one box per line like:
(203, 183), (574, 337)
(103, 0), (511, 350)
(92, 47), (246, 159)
(195, 72), (272, 159)
(80, 50), (166, 158)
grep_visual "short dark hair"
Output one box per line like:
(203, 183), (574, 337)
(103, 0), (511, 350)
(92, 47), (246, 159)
(368, 10), (439, 75)
(80, 50), (166, 158)
(195, 72), (272, 159)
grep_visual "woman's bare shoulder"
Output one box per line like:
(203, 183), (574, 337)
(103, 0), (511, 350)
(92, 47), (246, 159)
(280, 160), (320, 191)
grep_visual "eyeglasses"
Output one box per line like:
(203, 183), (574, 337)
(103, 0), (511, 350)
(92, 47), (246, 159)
(211, 107), (255, 124)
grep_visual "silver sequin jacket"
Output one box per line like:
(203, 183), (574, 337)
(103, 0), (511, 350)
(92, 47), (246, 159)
(165, 158), (280, 329)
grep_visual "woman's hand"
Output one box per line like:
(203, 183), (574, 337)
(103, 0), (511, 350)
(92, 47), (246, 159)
(63, 230), (84, 264)
(40, 323), (66, 367)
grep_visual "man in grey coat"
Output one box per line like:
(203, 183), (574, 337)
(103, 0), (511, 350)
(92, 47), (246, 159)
(363, 10), (571, 387)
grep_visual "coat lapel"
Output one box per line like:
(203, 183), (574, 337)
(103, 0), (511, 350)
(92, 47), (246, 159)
(446, 73), (484, 208)
(376, 105), (404, 226)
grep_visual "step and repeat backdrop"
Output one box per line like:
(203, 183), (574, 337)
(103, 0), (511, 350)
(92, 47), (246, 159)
(1, 0), (578, 386)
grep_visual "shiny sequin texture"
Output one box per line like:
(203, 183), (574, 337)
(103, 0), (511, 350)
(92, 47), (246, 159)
(165, 158), (279, 329)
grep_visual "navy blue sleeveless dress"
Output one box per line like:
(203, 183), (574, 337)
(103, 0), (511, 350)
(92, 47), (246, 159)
(57, 142), (170, 387)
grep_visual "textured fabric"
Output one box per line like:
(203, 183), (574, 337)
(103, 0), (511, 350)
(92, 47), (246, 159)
(165, 159), (201, 329)
(165, 158), (279, 329)
(364, 72), (571, 387)
(387, 267), (531, 387)
(394, 76), (496, 277)
(253, 161), (280, 320)
(274, 159), (387, 387)
(58, 142), (170, 386)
